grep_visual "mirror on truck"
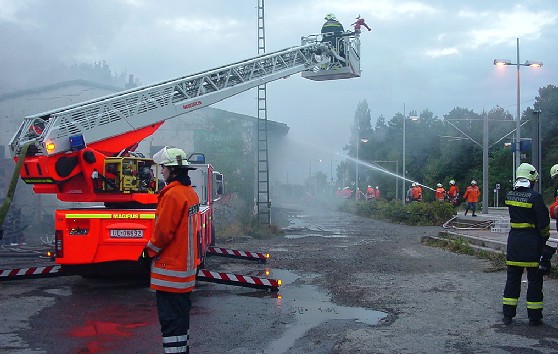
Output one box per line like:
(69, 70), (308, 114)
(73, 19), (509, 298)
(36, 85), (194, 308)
(213, 172), (224, 202)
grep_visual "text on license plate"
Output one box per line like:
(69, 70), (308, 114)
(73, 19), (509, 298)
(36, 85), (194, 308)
(110, 229), (144, 238)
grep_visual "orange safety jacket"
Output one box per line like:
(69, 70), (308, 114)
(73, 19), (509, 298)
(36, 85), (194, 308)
(463, 185), (480, 203)
(146, 180), (200, 293)
(448, 185), (459, 198)
(435, 187), (446, 201)
(411, 186), (422, 201)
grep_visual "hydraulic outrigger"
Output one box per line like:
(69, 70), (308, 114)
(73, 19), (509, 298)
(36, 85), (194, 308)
(1, 245), (281, 291)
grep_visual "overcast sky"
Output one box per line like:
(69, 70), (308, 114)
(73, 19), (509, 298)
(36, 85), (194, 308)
(1, 0), (557, 183)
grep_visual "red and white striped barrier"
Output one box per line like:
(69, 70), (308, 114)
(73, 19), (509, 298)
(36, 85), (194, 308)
(207, 246), (269, 262)
(0, 265), (61, 280)
(197, 268), (281, 292)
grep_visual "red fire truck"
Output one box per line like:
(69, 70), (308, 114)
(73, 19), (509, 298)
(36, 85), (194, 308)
(3, 31), (362, 276)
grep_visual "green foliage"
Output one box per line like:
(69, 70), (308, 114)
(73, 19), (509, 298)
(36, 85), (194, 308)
(338, 86), (558, 205)
(342, 199), (455, 226)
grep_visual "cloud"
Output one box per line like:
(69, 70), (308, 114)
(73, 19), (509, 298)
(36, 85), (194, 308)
(0, 0), (36, 27)
(465, 5), (558, 48)
(422, 4), (558, 59)
(425, 47), (459, 58)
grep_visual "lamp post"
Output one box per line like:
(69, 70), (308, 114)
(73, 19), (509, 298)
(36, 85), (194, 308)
(402, 111), (419, 203)
(532, 109), (542, 191)
(494, 37), (542, 180)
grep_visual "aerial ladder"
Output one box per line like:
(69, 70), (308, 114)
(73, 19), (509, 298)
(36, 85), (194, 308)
(1, 32), (362, 283)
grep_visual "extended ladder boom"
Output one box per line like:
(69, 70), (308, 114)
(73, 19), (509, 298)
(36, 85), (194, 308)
(9, 38), (343, 158)
(5, 32), (360, 204)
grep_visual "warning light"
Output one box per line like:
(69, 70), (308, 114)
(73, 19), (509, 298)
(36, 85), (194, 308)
(265, 269), (270, 276)
(46, 142), (56, 153)
(277, 279), (282, 286)
(265, 253), (270, 259)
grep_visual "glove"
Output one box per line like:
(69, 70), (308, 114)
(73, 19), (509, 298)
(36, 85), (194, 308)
(139, 248), (154, 265)
(539, 245), (557, 275)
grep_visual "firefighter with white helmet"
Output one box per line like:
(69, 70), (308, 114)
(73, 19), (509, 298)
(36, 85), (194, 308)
(435, 183), (446, 201)
(448, 180), (460, 208)
(550, 164), (558, 225)
(502, 163), (552, 326)
(146, 146), (199, 353)
(551, 164), (558, 207)
(463, 180), (480, 216)
(366, 185), (375, 200)
(412, 182), (423, 202)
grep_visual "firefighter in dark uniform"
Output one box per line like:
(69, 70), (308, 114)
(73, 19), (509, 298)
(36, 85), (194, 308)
(502, 163), (551, 326)
(321, 13), (345, 57)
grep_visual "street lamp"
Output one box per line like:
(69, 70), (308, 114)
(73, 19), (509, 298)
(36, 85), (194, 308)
(402, 113), (419, 203)
(494, 37), (542, 180)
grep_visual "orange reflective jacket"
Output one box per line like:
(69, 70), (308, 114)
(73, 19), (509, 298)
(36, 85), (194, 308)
(435, 187), (446, 201)
(146, 181), (200, 293)
(412, 186), (422, 201)
(448, 185), (459, 198)
(463, 185), (480, 203)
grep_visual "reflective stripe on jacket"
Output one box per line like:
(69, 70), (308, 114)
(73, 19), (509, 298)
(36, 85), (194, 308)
(505, 187), (550, 267)
(147, 180), (200, 293)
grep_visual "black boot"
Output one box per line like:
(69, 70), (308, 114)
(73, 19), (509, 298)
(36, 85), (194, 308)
(502, 316), (513, 325)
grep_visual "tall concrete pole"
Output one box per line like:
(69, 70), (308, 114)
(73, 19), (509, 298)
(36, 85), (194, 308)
(482, 111), (489, 214)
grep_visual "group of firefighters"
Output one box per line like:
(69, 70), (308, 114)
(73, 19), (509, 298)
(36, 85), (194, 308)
(406, 179), (481, 214)
(335, 185), (381, 200)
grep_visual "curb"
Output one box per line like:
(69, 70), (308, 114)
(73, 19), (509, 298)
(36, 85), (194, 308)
(439, 230), (507, 253)
(421, 231), (506, 256)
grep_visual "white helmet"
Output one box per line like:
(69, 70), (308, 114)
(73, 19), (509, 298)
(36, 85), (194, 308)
(471, 180), (477, 185)
(412, 182), (417, 187)
(551, 164), (558, 179)
(437, 183), (442, 188)
(153, 146), (193, 169)
(516, 163), (538, 182)
(376, 186), (379, 189)
(325, 13), (337, 20)
(449, 180), (455, 185)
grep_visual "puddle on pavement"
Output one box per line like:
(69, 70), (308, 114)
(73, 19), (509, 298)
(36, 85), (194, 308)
(264, 269), (387, 354)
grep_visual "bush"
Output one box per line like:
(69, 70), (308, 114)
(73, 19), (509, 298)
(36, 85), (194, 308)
(341, 199), (455, 226)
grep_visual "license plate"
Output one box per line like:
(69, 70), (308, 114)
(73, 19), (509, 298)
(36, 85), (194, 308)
(109, 229), (144, 238)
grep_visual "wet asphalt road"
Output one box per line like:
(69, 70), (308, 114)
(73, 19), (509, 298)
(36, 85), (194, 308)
(2, 204), (558, 353)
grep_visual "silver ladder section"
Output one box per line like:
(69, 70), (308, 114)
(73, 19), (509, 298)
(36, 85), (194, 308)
(257, 0), (271, 225)
(9, 40), (331, 158)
